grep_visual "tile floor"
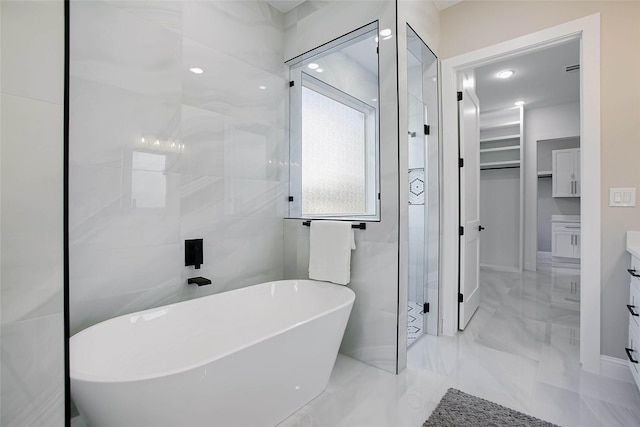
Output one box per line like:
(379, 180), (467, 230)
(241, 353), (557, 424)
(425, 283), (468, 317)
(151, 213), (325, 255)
(278, 264), (640, 427)
(407, 301), (424, 346)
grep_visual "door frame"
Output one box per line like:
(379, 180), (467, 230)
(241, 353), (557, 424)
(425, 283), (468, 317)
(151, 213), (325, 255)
(440, 13), (601, 373)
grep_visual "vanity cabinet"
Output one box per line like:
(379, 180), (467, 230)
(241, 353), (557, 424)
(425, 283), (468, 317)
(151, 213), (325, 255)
(552, 148), (580, 197)
(627, 254), (640, 389)
(552, 219), (581, 259)
(626, 231), (640, 391)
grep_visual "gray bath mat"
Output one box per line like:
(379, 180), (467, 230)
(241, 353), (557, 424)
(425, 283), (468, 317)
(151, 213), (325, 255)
(423, 388), (560, 427)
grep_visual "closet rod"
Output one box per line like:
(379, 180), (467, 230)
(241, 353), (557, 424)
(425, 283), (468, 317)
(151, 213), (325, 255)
(480, 166), (520, 171)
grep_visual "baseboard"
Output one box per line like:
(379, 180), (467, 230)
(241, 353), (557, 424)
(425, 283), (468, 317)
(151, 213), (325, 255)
(600, 355), (634, 384)
(479, 264), (519, 273)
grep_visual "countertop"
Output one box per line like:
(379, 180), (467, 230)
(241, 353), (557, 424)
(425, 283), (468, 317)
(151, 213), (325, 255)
(627, 231), (640, 259)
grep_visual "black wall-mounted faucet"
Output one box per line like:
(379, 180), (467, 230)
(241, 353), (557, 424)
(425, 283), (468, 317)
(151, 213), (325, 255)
(185, 239), (203, 269)
(188, 276), (212, 286)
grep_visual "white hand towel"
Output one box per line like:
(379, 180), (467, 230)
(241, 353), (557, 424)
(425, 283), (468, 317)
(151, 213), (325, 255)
(308, 221), (355, 285)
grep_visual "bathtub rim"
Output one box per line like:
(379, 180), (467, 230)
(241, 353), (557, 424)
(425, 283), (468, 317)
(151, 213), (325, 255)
(70, 279), (355, 384)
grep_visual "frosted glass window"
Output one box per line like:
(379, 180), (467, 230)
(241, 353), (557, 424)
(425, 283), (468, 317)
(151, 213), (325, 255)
(132, 151), (166, 208)
(301, 86), (366, 215)
(287, 21), (379, 220)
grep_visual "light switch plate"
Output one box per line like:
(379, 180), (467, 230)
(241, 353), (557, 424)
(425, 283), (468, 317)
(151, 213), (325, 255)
(609, 188), (636, 207)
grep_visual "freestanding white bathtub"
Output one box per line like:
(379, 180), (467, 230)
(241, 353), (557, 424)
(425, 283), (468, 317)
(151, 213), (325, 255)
(71, 279), (355, 427)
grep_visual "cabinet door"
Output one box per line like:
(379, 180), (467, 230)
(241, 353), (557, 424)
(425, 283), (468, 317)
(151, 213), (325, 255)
(573, 231), (581, 258)
(553, 149), (574, 197)
(552, 148), (579, 197)
(552, 231), (576, 258)
(573, 148), (581, 196)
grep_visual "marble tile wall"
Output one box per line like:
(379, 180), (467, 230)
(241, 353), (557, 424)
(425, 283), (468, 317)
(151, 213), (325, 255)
(283, 1), (400, 374)
(0, 1), (65, 425)
(69, 0), (287, 334)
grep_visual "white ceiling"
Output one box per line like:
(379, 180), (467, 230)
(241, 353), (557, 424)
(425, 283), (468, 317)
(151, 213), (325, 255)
(264, 0), (306, 13)
(432, 0), (463, 11)
(474, 39), (580, 112)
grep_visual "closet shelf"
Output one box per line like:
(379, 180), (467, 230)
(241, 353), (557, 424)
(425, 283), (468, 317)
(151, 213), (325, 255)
(480, 160), (521, 169)
(537, 170), (553, 178)
(479, 120), (521, 131)
(479, 134), (521, 143)
(480, 146), (520, 153)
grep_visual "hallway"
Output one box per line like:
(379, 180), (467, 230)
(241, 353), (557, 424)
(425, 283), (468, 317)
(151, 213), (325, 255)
(278, 266), (640, 427)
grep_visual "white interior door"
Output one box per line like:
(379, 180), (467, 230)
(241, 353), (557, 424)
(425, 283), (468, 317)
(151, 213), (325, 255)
(458, 85), (481, 330)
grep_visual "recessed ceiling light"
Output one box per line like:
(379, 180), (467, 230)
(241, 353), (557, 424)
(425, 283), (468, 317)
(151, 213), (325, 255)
(307, 63), (319, 70)
(497, 70), (514, 79)
(189, 67), (204, 74)
(380, 29), (392, 37)
(316, 68), (323, 73)
(514, 100), (525, 106)
(259, 85), (266, 90)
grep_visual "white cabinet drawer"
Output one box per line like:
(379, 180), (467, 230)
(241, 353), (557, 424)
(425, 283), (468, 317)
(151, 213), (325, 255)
(630, 256), (640, 288)
(630, 281), (640, 329)
(552, 222), (581, 232)
(627, 322), (640, 389)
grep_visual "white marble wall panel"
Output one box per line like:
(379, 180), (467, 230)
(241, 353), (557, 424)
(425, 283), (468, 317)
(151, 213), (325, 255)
(283, 1), (389, 61)
(69, 78), (181, 170)
(182, 37), (286, 126)
(183, 0), (284, 74)
(108, 1), (183, 34)
(70, 0), (287, 339)
(1, 1), (64, 425)
(0, 1), (64, 104)
(1, 315), (64, 427)
(70, 1), (182, 100)
(1, 95), (64, 324)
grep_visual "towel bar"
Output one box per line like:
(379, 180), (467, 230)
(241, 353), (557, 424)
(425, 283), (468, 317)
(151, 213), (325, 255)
(302, 221), (366, 230)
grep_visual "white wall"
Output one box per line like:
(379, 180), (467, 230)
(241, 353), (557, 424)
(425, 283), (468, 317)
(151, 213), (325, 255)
(0, 1), (65, 425)
(524, 102), (580, 268)
(69, 1), (288, 334)
(479, 168), (520, 270)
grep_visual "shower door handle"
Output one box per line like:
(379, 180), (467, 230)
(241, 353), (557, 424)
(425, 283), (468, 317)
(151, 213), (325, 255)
(478, 225), (485, 232)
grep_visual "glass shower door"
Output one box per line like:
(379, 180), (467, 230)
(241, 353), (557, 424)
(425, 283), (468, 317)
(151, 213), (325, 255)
(407, 25), (439, 346)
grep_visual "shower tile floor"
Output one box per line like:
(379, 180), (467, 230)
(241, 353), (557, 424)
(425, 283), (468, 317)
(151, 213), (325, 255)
(278, 262), (640, 427)
(407, 301), (424, 346)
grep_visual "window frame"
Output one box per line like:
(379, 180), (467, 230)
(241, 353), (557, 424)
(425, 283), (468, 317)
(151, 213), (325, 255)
(287, 21), (380, 221)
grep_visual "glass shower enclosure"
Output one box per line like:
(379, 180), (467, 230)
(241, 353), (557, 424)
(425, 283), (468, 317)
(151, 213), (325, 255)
(406, 25), (439, 346)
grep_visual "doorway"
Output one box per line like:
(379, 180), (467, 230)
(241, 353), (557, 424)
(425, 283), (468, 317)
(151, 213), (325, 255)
(441, 14), (601, 373)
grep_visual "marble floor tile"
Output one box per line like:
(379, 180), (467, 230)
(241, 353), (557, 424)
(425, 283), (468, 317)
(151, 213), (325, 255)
(279, 265), (640, 427)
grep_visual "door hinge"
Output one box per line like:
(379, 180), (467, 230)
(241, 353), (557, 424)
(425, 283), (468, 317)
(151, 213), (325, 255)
(289, 81), (295, 87)
(376, 46), (379, 54)
(457, 91), (463, 101)
(459, 226), (464, 236)
(424, 124), (430, 135)
(288, 196), (294, 202)
(458, 293), (464, 303)
(423, 302), (430, 313)
(459, 158), (464, 168)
